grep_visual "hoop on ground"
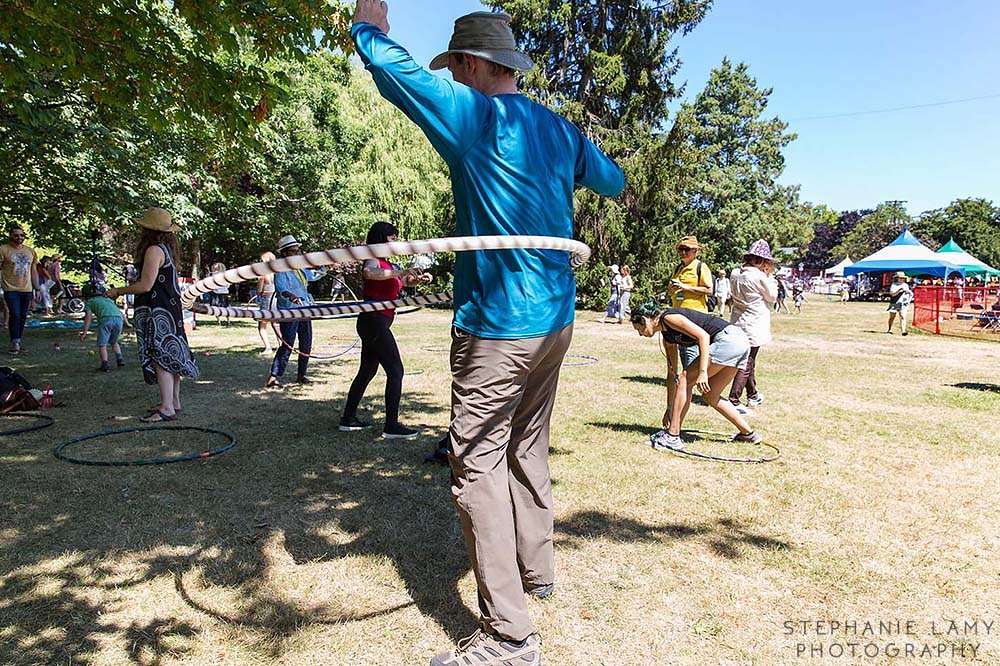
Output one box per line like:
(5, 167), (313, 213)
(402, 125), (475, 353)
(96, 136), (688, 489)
(0, 412), (54, 436)
(649, 429), (780, 464)
(181, 235), (591, 320)
(54, 425), (236, 466)
(563, 354), (599, 367)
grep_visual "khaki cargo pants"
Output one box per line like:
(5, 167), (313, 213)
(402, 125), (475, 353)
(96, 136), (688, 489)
(448, 322), (573, 641)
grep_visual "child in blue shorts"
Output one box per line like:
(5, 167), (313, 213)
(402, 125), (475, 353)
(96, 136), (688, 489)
(79, 283), (125, 372)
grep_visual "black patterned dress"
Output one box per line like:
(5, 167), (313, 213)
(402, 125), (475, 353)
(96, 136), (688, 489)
(134, 244), (200, 384)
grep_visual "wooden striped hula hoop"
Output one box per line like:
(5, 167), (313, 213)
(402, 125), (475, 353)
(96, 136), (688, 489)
(181, 235), (592, 321)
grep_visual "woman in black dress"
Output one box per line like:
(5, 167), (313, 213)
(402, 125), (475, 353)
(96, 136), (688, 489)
(107, 208), (199, 422)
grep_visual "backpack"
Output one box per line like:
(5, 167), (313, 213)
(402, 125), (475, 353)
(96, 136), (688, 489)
(0, 367), (39, 413)
(674, 260), (717, 311)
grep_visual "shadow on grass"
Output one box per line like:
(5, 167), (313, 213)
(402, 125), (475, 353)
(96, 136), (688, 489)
(556, 511), (791, 560)
(951, 382), (1000, 394)
(0, 328), (474, 664)
(0, 327), (784, 664)
(621, 374), (666, 386)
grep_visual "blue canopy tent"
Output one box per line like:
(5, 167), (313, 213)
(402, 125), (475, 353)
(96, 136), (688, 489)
(844, 229), (965, 278)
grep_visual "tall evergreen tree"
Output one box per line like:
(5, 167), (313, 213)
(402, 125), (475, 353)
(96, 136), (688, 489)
(671, 58), (811, 267)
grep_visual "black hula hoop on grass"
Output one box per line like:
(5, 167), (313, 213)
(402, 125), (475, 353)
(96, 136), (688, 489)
(181, 235), (591, 321)
(649, 429), (780, 464)
(0, 412), (54, 436)
(54, 425), (236, 466)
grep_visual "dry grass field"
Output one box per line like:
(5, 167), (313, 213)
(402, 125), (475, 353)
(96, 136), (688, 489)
(2, 299), (999, 665)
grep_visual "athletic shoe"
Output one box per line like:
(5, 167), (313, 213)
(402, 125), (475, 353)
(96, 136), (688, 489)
(338, 416), (370, 432)
(524, 582), (554, 599)
(902, 331), (908, 336)
(732, 431), (764, 445)
(734, 404), (755, 416)
(94, 365), (109, 373)
(747, 393), (764, 407)
(296, 375), (312, 385)
(651, 430), (682, 451)
(382, 424), (420, 440)
(430, 629), (542, 666)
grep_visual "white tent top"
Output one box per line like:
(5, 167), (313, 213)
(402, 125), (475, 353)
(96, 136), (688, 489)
(844, 229), (964, 278)
(823, 256), (853, 277)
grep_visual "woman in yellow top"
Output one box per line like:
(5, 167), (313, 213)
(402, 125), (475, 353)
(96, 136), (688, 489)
(669, 236), (714, 311)
(663, 236), (714, 424)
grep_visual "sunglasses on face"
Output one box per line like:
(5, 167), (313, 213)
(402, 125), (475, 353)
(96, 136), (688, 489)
(678, 247), (695, 254)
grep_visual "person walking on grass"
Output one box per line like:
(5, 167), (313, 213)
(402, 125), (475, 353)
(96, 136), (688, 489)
(78, 283), (126, 372)
(714, 268), (731, 316)
(256, 251), (277, 354)
(339, 221), (431, 439)
(886, 271), (912, 336)
(0, 227), (42, 355)
(603, 263), (621, 322)
(774, 277), (791, 314)
(631, 301), (763, 449)
(106, 208), (199, 422)
(352, 4), (625, 664)
(208, 262), (231, 328)
(616, 264), (634, 323)
(727, 240), (778, 416)
(265, 235), (327, 388)
(793, 286), (807, 314)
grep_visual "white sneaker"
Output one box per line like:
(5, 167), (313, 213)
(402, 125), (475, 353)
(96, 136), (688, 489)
(734, 404), (755, 416)
(747, 393), (764, 407)
(651, 430), (683, 451)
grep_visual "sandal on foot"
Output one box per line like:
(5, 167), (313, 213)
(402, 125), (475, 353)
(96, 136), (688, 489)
(141, 410), (175, 423)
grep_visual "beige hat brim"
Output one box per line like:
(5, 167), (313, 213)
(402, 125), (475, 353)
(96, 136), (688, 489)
(429, 48), (534, 72)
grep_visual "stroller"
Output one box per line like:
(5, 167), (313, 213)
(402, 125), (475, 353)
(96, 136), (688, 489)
(54, 281), (85, 314)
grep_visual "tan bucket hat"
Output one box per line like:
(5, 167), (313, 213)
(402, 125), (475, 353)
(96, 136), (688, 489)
(136, 207), (180, 233)
(429, 12), (534, 72)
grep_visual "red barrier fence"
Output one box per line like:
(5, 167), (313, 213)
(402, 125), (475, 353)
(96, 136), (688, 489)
(912, 285), (1000, 338)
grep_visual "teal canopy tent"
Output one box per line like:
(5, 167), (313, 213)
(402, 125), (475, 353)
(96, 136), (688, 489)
(934, 238), (1000, 277)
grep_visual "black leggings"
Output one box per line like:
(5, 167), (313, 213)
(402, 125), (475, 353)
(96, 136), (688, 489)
(342, 312), (404, 427)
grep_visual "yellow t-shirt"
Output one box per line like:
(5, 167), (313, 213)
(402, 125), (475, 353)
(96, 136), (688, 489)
(0, 244), (37, 292)
(671, 260), (714, 312)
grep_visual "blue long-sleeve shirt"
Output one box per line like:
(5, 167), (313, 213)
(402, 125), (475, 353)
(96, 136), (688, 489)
(273, 267), (325, 309)
(352, 23), (625, 339)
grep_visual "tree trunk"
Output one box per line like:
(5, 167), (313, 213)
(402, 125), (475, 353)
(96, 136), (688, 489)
(190, 239), (201, 279)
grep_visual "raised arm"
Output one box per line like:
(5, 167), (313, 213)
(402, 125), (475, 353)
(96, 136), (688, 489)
(351, 20), (490, 163)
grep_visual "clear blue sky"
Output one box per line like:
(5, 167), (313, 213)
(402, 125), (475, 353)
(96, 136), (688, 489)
(376, 0), (1000, 216)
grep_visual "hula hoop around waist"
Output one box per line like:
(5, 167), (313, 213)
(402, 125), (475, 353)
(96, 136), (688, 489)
(182, 235), (591, 319)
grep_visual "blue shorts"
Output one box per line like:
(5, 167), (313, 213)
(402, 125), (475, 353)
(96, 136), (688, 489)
(678, 326), (751, 371)
(97, 319), (123, 347)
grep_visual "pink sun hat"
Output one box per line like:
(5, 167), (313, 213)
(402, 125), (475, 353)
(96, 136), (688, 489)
(744, 239), (775, 262)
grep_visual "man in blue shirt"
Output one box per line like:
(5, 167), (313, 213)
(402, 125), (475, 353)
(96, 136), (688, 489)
(266, 235), (326, 388)
(353, 5), (624, 664)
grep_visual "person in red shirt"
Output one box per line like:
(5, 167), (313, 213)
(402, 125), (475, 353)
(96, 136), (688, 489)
(339, 221), (430, 438)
